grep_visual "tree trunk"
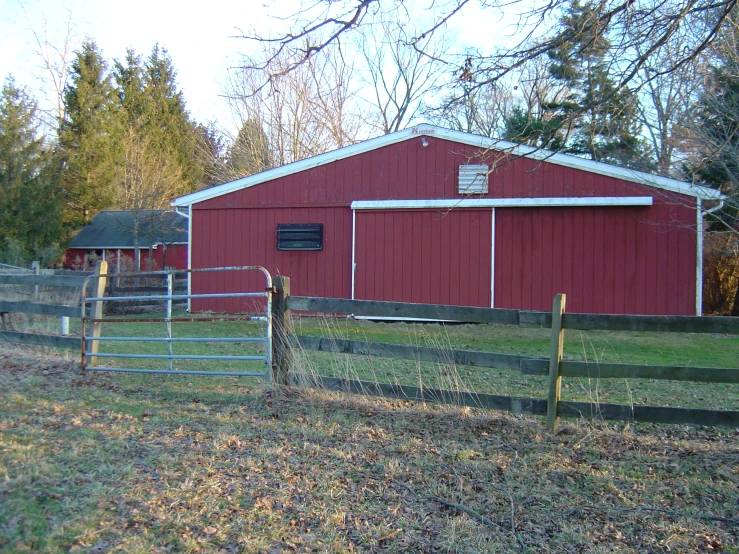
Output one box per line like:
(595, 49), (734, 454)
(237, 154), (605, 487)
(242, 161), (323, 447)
(732, 280), (739, 317)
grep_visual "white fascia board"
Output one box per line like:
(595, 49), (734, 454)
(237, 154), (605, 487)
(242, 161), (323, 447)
(351, 197), (654, 210)
(172, 124), (722, 207)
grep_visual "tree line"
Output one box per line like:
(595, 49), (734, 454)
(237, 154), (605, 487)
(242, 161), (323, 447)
(2, 42), (203, 265)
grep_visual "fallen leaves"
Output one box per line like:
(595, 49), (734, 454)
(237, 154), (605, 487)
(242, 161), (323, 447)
(1, 347), (738, 553)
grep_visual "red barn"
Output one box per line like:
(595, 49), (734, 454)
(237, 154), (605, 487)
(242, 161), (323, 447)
(172, 125), (723, 316)
(66, 210), (188, 272)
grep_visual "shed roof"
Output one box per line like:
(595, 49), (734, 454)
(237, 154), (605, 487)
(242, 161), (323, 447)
(67, 210), (188, 249)
(173, 124), (723, 207)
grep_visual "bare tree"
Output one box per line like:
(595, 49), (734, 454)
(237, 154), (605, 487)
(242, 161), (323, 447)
(427, 80), (514, 136)
(20, 1), (78, 130)
(354, 19), (451, 134)
(224, 44), (364, 166)
(633, 38), (703, 176)
(238, 0), (738, 143)
(688, 16), (739, 315)
(116, 127), (188, 270)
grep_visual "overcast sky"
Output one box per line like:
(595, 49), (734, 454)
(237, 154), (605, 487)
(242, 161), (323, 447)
(0, 0), (291, 127)
(0, 0), (513, 133)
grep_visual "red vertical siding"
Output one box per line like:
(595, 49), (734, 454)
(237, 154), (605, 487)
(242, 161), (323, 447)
(154, 244), (187, 270)
(354, 209), (492, 307)
(191, 206), (352, 313)
(494, 205), (697, 315)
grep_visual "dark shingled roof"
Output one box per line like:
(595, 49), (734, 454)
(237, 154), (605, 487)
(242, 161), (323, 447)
(68, 210), (188, 249)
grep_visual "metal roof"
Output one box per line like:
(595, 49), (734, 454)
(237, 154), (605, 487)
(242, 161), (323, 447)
(173, 124), (723, 207)
(67, 210), (188, 249)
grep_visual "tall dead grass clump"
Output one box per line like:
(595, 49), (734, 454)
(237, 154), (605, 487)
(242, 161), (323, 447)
(287, 316), (491, 412)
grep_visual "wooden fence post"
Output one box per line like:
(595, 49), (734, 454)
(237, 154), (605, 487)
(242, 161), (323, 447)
(546, 293), (566, 433)
(271, 276), (292, 387)
(31, 261), (40, 302)
(87, 260), (108, 367)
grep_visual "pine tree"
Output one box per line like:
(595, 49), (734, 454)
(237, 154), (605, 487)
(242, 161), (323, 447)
(59, 41), (122, 223)
(0, 78), (63, 262)
(114, 49), (148, 132)
(503, 105), (567, 150)
(543, 0), (650, 168)
(110, 46), (206, 269)
(228, 119), (273, 178)
(143, 45), (203, 191)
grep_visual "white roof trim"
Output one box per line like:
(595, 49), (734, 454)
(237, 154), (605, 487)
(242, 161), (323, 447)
(351, 197), (654, 210)
(173, 124), (722, 207)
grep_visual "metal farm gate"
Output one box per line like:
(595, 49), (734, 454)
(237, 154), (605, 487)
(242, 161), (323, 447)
(80, 266), (274, 380)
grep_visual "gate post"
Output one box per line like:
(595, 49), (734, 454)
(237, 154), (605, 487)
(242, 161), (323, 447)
(546, 293), (566, 433)
(271, 276), (292, 387)
(87, 260), (108, 367)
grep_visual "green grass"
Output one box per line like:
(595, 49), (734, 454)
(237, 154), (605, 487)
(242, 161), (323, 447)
(289, 317), (739, 411)
(1, 345), (737, 553)
(11, 310), (739, 412)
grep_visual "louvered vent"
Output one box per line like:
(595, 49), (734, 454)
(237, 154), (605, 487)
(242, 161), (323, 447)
(458, 164), (489, 194)
(276, 223), (323, 251)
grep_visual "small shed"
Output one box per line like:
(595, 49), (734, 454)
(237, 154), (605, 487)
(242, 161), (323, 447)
(65, 210), (188, 271)
(173, 125), (723, 315)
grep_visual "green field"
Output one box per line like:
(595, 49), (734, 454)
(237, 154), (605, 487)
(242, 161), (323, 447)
(78, 313), (739, 413)
(3, 307), (739, 413)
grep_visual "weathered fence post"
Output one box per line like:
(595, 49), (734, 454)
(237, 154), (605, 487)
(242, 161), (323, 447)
(546, 293), (566, 433)
(271, 276), (292, 387)
(60, 316), (69, 336)
(31, 261), (40, 302)
(87, 260), (108, 367)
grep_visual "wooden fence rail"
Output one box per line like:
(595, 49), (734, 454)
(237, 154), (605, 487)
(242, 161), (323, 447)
(0, 262), (107, 351)
(283, 293), (739, 431)
(0, 274), (88, 288)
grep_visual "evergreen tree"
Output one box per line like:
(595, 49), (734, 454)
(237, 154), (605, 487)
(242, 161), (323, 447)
(542, 0), (650, 168)
(0, 78), (63, 262)
(142, 45), (203, 191)
(503, 105), (567, 150)
(114, 49), (148, 132)
(228, 119), (273, 178)
(59, 41), (122, 224)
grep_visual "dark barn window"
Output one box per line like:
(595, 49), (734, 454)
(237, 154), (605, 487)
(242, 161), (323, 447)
(276, 223), (323, 251)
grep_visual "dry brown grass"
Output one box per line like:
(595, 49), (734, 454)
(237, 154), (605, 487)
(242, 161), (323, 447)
(1, 344), (738, 553)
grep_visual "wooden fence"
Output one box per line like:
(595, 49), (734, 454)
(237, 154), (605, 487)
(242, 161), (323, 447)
(271, 278), (739, 431)
(0, 262), (108, 350)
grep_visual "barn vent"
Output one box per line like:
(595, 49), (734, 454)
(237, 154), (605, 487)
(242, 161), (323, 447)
(458, 164), (489, 194)
(276, 223), (323, 251)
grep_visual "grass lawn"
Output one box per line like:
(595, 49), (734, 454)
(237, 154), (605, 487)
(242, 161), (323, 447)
(8, 310), (739, 412)
(291, 317), (739, 412)
(1, 344), (738, 553)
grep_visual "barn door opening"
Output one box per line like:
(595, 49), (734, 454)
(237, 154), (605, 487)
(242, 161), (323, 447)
(352, 209), (493, 308)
